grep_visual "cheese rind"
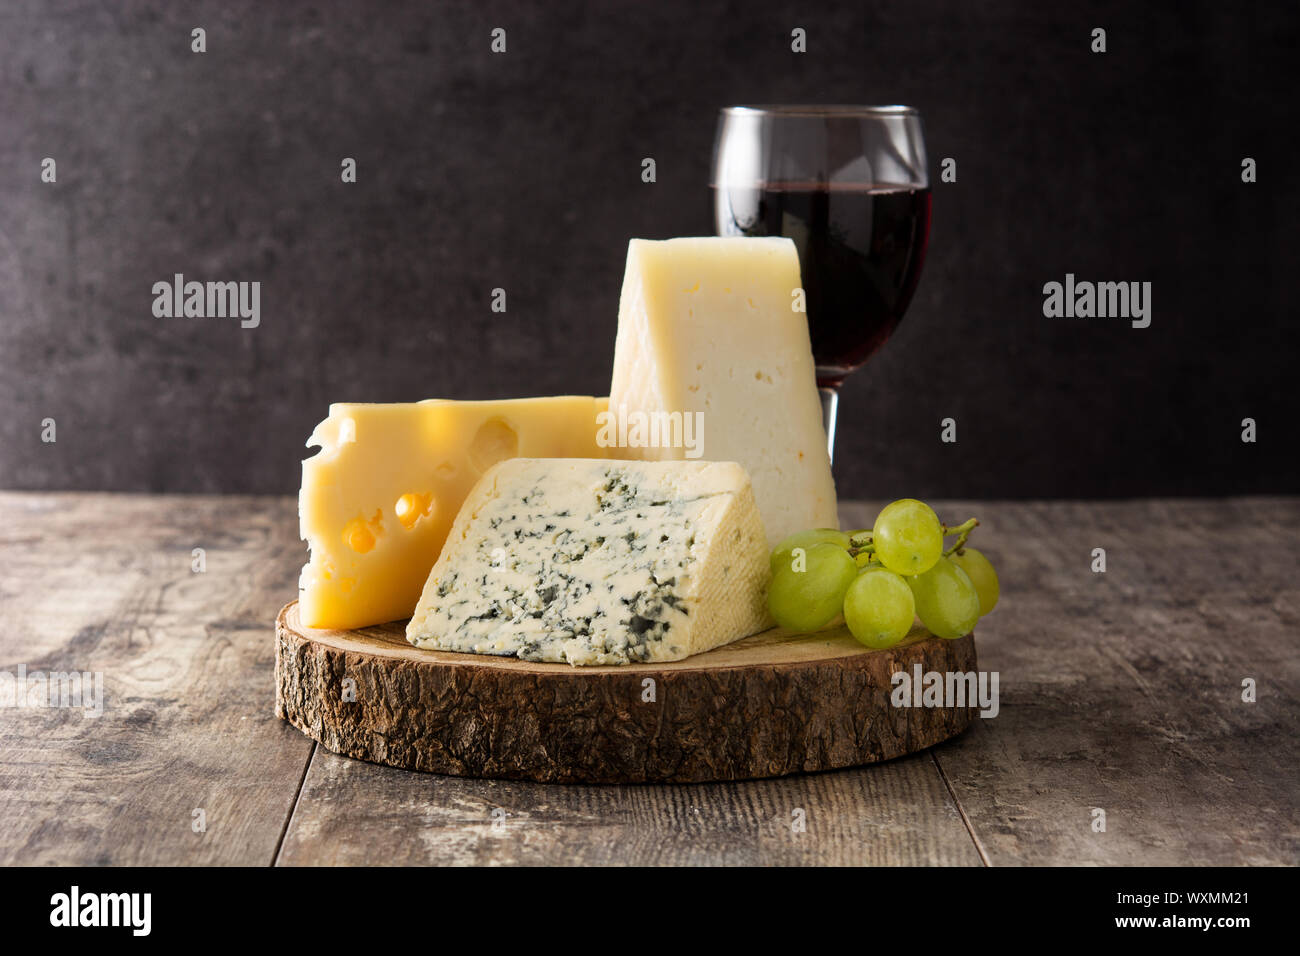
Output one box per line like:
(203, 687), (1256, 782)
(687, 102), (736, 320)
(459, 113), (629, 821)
(406, 458), (771, 665)
(299, 397), (608, 630)
(609, 237), (839, 547)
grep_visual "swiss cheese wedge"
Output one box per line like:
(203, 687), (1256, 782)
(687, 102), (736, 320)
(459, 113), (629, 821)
(299, 397), (608, 629)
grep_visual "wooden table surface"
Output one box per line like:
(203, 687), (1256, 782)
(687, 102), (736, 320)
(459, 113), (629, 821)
(1, 492), (1296, 866)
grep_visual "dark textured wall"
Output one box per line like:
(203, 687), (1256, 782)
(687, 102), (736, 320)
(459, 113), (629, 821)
(1, 1), (1295, 498)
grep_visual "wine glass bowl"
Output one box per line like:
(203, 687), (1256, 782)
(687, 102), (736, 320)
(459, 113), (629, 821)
(712, 106), (931, 457)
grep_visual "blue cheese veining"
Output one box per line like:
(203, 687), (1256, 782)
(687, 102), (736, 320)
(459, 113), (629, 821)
(406, 458), (772, 665)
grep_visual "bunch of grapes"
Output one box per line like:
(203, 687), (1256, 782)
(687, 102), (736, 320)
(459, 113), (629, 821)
(767, 499), (999, 649)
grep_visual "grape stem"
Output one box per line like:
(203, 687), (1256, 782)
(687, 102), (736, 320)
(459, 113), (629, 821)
(842, 518), (980, 560)
(845, 529), (874, 559)
(942, 518), (979, 556)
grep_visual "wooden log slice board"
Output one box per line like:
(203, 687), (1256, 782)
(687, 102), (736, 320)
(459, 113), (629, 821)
(275, 601), (977, 784)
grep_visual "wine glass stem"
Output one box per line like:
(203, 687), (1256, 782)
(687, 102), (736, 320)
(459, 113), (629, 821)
(819, 387), (838, 465)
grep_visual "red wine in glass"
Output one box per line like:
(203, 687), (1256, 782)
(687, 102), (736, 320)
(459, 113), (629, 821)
(715, 182), (932, 387)
(712, 106), (931, 460)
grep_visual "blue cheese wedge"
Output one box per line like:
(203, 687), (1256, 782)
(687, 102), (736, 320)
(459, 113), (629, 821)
(406, 458), (772, 665)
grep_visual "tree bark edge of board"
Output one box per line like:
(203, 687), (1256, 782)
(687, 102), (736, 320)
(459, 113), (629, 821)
(274, 606), (978, 784)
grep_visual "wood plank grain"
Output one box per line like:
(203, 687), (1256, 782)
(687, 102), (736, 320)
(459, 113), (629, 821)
(275, 745), (983, 866)
(5, 493), (1295, 866)
(0, 492), (314, 865)
(874, 497), (1300, 866)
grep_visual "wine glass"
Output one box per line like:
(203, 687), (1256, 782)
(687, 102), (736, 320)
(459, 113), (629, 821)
(712, 105), (931, 461)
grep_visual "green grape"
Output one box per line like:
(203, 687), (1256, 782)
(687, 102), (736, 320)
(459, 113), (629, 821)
(767, 542), (858, 633)
(907, 557), (980, 639)
(950, 547), (999, 616)
(872, 499), (944, 576)
(843, 566), (915, 649)
(854, 550), (877, 569)
(770, 528), (850, 576)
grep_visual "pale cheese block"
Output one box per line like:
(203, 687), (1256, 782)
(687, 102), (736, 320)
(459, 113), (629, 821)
(406, 458), (771, 665)
(299, 397), (608, 630)
(608, 236), (838, 547)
